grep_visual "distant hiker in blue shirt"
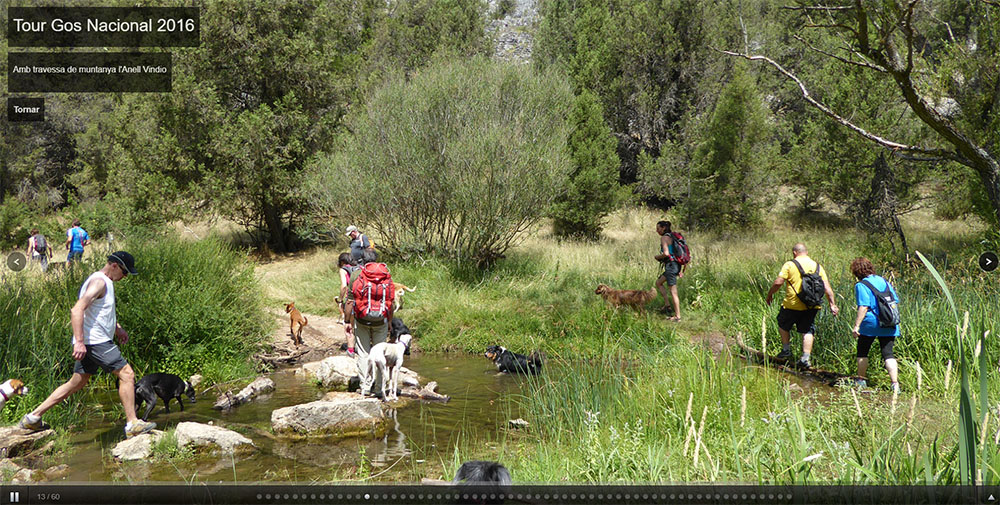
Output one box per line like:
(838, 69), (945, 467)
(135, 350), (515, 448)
(850, 257), (901, 392)
(65, 219), (90, 264)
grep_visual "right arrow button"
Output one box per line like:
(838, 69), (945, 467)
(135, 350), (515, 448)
(980, 252), (999, 272)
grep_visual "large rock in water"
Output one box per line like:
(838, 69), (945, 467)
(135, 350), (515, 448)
(174, 422), (255, 454)
(297, 356), (422, 389)
(0, 426), (54, 458)
(297, 356), (357, 388)
(111, 431), (165, 461)
(214, 377), (275, 410)
(271, 393), (387, 438)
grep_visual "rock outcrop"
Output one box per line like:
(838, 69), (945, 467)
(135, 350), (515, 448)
(175, 422), (255, 454)
(0, 426), (54, 459)
(111, 431), (165, 461)
(214, 377), (275, 410)
(271, 393), (387, 438)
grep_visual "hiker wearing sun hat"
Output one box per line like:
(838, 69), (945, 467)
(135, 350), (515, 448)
(345, 225), (376, 265)
(18, 250), (156, 439)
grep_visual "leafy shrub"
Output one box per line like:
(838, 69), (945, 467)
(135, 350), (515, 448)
(306, 57), (574, 266)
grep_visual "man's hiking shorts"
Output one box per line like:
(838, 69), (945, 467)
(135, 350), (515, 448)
(776, 307), (819, 335)
(74, 341), (128, 375)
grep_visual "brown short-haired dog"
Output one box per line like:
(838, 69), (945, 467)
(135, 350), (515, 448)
(595, 284), (656, 313)
(285, 302), (308, 346)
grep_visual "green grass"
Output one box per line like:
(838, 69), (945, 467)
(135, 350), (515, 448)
(0, 236), (268, 428)
(265, 207), (997, 483)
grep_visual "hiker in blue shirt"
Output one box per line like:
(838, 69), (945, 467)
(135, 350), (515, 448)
(850, 257), (901, 392)
(65, 219), (90, 264)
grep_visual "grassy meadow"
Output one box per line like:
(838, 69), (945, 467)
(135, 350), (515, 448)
(263, 206), (999, 484)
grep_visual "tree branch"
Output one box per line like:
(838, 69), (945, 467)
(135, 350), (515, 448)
(782, 5), (854, 11)
(792, 34), (887, 72)
(715, 48), (958, 159)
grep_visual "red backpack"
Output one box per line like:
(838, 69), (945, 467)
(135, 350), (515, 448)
(352, 263), (395, 324)
(668, 231), (691, 265)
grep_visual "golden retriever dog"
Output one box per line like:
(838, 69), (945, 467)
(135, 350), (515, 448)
(595, 283), (656, 313)
(285, 302), (308, 346)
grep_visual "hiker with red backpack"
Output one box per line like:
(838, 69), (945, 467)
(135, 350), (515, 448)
(654, 221), (690, 321)
(343, 250), (395, 398)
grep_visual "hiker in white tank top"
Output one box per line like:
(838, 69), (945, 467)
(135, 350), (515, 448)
(18, 251), (158, 439)
(77, 271), (116, 345)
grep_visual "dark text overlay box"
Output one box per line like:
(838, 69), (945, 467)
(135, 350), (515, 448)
(8, 52), (171, 93)
(8, 7), (199, 48)
(7, 97), (44, 121)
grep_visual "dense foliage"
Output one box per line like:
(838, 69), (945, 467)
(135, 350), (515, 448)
(306, 57), (574, 265)
(551, 89), (625, 240)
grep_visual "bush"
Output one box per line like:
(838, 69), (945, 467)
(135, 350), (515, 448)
(551, 89), (626, 240)
(0, 235), (267, 426)
(306, 57), (574, 266)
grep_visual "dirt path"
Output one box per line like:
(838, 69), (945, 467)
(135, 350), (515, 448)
(265, 310), (348, 364)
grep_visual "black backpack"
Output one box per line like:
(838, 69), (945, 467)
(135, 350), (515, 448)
(860, 278), (900, 328)
(792, 259), (825, 307)
(34, 234), (47, 254)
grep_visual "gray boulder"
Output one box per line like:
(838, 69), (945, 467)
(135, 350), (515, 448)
(175, 422), (255, 454)
(0, 426), (54, 458)
(272, 393), (387, 438)
(214, 377), (275, 410)
(111, 430), (165, 461)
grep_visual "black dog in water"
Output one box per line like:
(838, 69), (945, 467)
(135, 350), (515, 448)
(135, 373), (196, 420)
(454, 460), (512, 485)
(484, 345), (542, 375)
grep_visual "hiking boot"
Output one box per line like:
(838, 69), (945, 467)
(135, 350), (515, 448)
(125, 420), (157, 439)
(853, 378), (868, 389)
(775, 349), (792, 361)
(796, 356), (811, 369)
(18, 414), (50, 431)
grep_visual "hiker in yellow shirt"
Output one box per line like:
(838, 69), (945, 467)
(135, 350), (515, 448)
(764, 243), (839, 368)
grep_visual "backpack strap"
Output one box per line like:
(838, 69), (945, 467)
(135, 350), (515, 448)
(791, 259), (805, 276)
(791, 259), (821, 276)
(860, 278), (896, 302)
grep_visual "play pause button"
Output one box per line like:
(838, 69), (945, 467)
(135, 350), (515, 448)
(6, 491), (19, 503)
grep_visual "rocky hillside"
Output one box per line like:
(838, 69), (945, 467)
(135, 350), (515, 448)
(486, 0), (537, 64)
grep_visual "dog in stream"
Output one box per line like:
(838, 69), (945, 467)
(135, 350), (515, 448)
(134, 373), (196, 420)
(484, 345), (542, 375)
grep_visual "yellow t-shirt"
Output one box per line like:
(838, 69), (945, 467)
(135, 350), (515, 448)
(779, 256), (828, 310)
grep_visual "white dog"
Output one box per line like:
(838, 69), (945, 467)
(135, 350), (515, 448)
(0, 379), (28, 410)
(366, 340), (406, 401)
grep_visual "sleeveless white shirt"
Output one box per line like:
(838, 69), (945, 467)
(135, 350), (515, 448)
(76, 271), (116, 345)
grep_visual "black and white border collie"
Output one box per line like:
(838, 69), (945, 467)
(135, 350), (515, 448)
(484, 345), (542, 375)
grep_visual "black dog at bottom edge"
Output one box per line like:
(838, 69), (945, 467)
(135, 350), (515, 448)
(135, 373), (196, 421)
(454, 461), (512, 485)
(484, 345), (542, 375)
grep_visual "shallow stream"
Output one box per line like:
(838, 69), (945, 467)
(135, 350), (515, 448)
(60, 353), (527, 482)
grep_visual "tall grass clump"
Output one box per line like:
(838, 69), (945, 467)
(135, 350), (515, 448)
(0, 235), (268, 426)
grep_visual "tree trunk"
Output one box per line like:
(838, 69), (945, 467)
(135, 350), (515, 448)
(262, 199), (286, 253)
